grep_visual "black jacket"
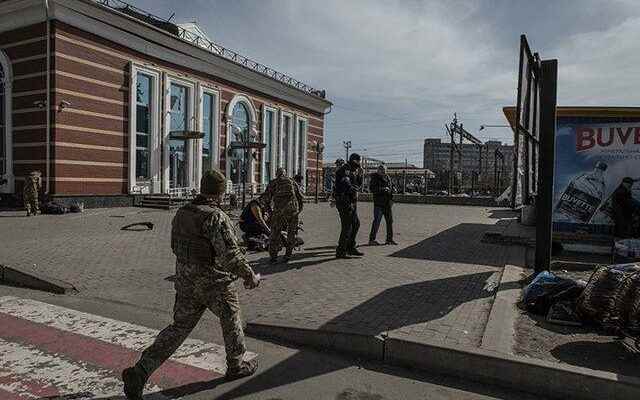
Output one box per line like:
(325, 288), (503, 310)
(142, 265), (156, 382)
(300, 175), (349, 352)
(612, 184), (638, 237)
(334, 164), (362, 204)
(370, 172), (393, 207)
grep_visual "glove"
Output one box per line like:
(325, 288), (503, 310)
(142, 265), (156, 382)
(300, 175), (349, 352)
(244, 273), (261, 289)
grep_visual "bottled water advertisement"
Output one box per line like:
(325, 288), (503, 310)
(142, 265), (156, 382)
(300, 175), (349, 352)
(553, 117), (640, 244)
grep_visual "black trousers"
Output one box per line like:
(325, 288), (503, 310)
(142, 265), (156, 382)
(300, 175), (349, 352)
(369, 204), (393, 242)
(336, 202), (360, 255)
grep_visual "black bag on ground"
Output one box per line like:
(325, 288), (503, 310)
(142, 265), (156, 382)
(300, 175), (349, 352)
(42, 201), (68, 214)
(522, 271), (585, 315)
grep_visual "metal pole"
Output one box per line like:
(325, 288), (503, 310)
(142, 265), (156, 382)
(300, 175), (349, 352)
(494, 149), (499, 196)
(241, 148), (246, 209)
(403, 158), (407, 193)
(534, 59), (557, 273)
(511, 35), (526, 209)
(315, 144), (320, 204)
(459, 124), (463, 193)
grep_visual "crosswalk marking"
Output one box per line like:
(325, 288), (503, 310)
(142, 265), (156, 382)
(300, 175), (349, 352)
(0, 296), (257, 399)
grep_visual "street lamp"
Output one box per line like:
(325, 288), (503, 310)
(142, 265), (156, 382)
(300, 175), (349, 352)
(312, 140), (325, 203)
(479, 124), (510, 131)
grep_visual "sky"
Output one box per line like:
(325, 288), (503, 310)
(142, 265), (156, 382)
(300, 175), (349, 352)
(128, 0), (640, 165)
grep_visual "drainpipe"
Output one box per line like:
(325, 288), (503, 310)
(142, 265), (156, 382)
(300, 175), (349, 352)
(44, 0), (51, 194)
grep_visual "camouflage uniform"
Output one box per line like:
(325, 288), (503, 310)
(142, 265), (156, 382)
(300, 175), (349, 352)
(23, 172), (41, 216)
(263, 175), (303, 259)
(134, 197), (255, 377)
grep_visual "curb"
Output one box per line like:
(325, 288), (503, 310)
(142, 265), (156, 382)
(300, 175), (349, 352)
(245, 322), (384, 360)
(0, 264), (77, 294)
(385, 332), (640, 400)
(246, 320), (640, 400)
(481, 258), (523, 353)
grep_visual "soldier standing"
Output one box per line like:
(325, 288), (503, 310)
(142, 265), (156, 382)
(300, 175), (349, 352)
(122, 169), (261, 400)
(263, 167), (303, 263)
(334, 153), (364, 258)
(23, 171), (41, 216)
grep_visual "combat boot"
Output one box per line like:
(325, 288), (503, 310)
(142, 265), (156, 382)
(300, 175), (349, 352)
(347, 248), (364, 257)
(225, 359), (258, 381)
(122, 366), (146, 400)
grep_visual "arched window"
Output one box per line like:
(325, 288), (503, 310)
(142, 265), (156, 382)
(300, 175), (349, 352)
(231, 102), (250, 141)
(229, 102), (250, 184)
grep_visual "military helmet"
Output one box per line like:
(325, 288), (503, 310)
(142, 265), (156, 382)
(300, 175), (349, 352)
(29, 171), (42, 177)
(200, 169), (226, 195)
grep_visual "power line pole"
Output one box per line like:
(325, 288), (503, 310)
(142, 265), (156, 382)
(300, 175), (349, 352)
(343, 141), (352, 160)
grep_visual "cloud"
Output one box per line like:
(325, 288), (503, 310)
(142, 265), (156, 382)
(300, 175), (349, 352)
(129, 0), (640, 164)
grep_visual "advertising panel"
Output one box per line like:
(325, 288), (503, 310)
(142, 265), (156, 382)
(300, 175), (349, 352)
(553, 115), (640, 250)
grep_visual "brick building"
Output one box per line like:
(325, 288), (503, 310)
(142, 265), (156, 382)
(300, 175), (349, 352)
(0, 0), (331, 206)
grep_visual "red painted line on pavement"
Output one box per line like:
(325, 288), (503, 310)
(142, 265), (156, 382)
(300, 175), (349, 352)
(0, 312), (221, 390)
(0, 369), (60, 399)
(0, 387), (27, 400)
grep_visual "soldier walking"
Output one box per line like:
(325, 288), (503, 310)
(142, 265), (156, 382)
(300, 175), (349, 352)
(23, 171), (41, 216)
(263, 167), (303, 263)
(122, 170), (261, 400)
(334, 153), (364, 258)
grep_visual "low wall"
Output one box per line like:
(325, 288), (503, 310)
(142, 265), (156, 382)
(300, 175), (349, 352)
(50, 195), (138, 209)
(357, 193), (497, 207)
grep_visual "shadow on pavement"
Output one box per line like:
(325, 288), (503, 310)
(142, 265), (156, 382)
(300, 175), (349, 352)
(218, 272), (496, 399)
(487, 209), (518, 219)
(550, 340), (639, 378)
(252, 251), (336, 276)
(389, 223), (506, 267)
(50, 377), (226, 399)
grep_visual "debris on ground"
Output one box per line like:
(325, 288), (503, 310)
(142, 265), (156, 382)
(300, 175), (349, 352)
(121, 222), (154, 231)
(521, 263), (640, 347)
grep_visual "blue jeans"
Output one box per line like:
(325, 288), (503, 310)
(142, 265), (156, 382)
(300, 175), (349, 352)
(369, 205), (393, 242)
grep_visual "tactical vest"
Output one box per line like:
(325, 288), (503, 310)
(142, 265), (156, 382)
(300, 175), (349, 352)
(171, 203), (216, 265)
(272, 177), (296, 207)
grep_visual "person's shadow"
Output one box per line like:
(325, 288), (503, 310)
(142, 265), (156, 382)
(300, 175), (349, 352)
(216, 271), (495, 399)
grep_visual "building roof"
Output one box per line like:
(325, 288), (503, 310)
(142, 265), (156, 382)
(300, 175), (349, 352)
(503, 106), (640, 131)
(0, 0), (331, 112)
(93, 0), (328, 101)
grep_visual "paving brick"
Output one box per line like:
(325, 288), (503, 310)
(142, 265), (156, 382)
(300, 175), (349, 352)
(0, 203), (519, 348)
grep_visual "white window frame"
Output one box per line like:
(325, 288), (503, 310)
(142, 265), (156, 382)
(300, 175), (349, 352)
(279, 110), (294, 175)
(129, 64), (161, 194)
(0, 51), (12, 194)
(163, 74), (196, 194)
(225, 94), (258, 185)
(196, 84), (220, 191)
(262, 105), (278, 185)
(295, 115), (309, 187)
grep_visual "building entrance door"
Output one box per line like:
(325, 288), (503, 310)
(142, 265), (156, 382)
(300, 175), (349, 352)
(169, 138), (188, 194)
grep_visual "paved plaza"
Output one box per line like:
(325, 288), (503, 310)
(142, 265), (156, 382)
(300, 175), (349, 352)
(0, 202), (523, 349)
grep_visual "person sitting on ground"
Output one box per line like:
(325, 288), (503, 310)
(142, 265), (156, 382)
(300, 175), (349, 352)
(239, 195), (272, 250)
(293, 174), (304, 192)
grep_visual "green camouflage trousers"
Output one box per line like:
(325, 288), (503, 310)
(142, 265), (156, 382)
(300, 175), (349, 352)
(136, 283), (246, 376)
(23, 190), (39, 215)
(268, 212), (299, 258)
